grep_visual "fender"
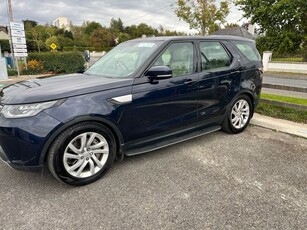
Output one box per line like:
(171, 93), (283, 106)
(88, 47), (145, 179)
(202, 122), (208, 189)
(39, 115), (124, 165)
(224, 90), (255, 119)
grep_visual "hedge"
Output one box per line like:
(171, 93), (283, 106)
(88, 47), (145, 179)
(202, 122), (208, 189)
(63, 46), (112, 52)
(27, 51), (85, 74)
(7, 69), (18, 76)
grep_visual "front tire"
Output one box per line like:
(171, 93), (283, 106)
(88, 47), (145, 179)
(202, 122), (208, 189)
(47, 122), (116, 186)
(222, 95), (253, 134)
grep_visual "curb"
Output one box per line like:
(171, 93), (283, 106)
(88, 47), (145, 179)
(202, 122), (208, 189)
(251, 113), (307, 139)
(260, 98), (307, 111)
(262, 83), (307, 93)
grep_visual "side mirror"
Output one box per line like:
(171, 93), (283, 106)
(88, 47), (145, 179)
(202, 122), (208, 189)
(146, 66), (172, 81)
(84, 50), (90, 62)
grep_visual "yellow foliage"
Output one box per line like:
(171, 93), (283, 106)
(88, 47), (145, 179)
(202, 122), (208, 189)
(27, 59), (44, 70)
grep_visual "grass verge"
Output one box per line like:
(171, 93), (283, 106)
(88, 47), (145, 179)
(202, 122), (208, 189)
(256, 102), (307, 123)
(271, 57), (303, 62)
(261, 93), (307, 106)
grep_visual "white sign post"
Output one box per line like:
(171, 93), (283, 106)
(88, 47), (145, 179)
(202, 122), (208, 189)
(10, 22), (28, 76)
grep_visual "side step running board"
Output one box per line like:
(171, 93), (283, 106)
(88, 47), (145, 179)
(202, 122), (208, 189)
(125, 125), (221, 156)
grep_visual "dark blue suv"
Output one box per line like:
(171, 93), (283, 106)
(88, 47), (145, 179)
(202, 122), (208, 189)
(0, 36), (263, 185)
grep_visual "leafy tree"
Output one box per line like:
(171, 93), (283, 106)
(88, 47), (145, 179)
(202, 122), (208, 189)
(29, 25), (48, 52)
(175, 0), (230, 35)
(23, 20), (38, 30)
(83, 21), (102, 35)
(0, 40), (10, 52)
(126, 23), (158, 38)
(118, 32), (130, 43)
(90, 28), (114, 48)
(224, 23), (240, 28)
(70, 25), (90, 47)
(110, 18), (124, 34)
(64, 30), (73, 40)
(55, 28), (65, 36)
(57, 36), (74, 50)
(235, 0), (306, 53)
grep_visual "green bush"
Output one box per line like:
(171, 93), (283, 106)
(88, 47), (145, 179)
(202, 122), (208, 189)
(7, 69), (18, 76)
(27, 51), (85, 74)
(63, 46), (112, 52)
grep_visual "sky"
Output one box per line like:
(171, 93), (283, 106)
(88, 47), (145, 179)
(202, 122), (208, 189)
(0, 0), (246, 33)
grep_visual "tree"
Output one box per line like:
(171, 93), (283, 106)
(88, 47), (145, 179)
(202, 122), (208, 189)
(90, 28), (114, 48)
(118, 32), (130, 43)
(126, 23), (158, 38)
(83, 21), (102, 35)
(224, 23), (240, 28)
(110, 18), (124, 34)
(29, 25), (48, 52)
(70, 25), (90, 47)
(175, 0), (230, 35)
(0, 40), (10, 52)
(235, 0), (306, 53)
(23, 20), (38, 30)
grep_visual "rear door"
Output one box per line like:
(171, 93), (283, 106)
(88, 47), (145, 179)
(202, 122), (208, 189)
(197, 40), (242, 127)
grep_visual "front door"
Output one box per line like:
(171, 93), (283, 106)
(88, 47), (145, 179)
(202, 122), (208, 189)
(119, 41), (199, 143)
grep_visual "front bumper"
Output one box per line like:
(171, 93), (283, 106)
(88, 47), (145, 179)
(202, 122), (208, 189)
(0, 112), (61, 171)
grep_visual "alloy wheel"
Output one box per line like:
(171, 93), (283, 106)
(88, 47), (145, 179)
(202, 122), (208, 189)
(63, 132), (109, 178)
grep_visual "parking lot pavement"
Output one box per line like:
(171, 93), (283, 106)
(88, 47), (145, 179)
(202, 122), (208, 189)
(0, 126), (307, 229)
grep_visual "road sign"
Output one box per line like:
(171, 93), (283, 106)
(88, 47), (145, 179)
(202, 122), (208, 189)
(14, 53), (28, 57)
(50, 43), (57, 50)
(11, 29), (25, 37)
(12, 37), (26, 44)
(14, 48), (27, 53)
(10, 22), (24, 31)
(13, 44), (27, 49)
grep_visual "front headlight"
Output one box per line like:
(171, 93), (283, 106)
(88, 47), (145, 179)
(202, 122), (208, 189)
(1, 100), (60, 118)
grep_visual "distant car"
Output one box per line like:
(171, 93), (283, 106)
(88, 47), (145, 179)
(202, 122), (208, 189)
(0, 36), (263, 185)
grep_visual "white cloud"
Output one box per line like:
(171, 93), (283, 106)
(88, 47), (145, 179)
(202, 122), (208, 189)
(0, 0), (244, 33)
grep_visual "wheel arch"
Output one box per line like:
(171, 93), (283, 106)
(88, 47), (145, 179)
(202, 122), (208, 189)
(39, 116), (124, 165)
(238, 90), (255, 114)
(224, 90), (255, 120)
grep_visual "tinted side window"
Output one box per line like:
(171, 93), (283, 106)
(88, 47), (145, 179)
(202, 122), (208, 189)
(199, 41), (231, 71)
(153, 42), (194, 77)
(233, 41), (261, 61)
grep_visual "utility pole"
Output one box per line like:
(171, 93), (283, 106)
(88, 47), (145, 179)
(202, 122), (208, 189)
(7, 0), (13, 21)
(6, 0), (19, 76)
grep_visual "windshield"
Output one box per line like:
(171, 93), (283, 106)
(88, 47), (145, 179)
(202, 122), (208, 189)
(85, 40), (163, 78)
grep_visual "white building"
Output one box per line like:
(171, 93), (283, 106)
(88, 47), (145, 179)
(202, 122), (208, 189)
(52, 17), (70, 31)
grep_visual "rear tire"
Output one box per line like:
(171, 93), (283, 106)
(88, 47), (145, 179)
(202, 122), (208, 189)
(222, 95), (253, 134)
(47, 122), (116, 186)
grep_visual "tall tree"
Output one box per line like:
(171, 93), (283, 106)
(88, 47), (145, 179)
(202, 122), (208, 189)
(83, 21), (102, 35)
(235, 0), (306, 53)
(224, 23), (240, 28)
(175, 0), (230, 35)
(110, 18), (124, 34)
(90, 28), (114, 48)
(23, 20), (38, 30)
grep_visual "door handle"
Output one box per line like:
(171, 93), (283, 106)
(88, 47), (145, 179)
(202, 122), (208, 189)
(184, 79), (196, 85)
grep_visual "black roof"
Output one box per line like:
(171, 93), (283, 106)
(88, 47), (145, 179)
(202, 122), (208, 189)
(211, 27), (256, 40)
(131, 35), (254, 42)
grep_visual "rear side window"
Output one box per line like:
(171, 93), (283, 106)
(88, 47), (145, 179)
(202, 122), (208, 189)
(199, 41), (231, 71)
(233, 41), (261, 61)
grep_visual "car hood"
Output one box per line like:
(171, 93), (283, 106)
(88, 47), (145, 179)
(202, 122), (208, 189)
(0, 73), (133, 104)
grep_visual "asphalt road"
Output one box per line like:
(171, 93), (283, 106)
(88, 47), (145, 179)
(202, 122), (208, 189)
(263, 75), (307, 89)
(0, 126), (307, 229)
